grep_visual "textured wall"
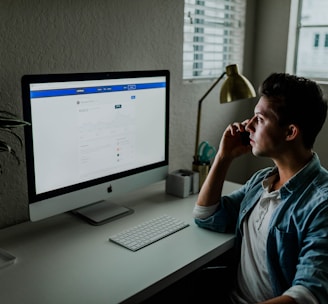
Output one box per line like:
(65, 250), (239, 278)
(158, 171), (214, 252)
(0, 0), (183, 228)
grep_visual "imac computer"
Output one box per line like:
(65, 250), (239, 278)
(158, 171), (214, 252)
(21, 70), (169, 225)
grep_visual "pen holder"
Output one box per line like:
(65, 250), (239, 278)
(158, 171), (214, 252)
(192, 162), (210, 190)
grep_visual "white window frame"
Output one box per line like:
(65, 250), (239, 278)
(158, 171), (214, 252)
(286, 0), (328, 83)
(183, 0), (247, 81)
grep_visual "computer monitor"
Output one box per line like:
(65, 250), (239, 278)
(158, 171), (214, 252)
(22, 70), (169, 225)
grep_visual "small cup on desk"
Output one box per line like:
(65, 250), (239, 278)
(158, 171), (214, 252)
(193, 141), (215, 189)
(192, 161), (210, 190)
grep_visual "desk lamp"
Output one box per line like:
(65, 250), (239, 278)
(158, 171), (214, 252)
(192, 64), (256, 188)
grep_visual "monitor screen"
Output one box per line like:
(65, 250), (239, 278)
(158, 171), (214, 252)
(22, 70), (169, 224)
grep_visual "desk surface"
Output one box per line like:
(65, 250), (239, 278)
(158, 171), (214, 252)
(0, 180), (241, 304)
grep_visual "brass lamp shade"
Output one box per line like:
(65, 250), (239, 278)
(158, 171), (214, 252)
(220, 64), (256, 103)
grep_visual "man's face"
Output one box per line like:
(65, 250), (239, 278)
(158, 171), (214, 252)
(246, 96), (289, 158)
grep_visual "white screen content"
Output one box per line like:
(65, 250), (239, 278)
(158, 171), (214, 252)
(30, 76), (167, 195)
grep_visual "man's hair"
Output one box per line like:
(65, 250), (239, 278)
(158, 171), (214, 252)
(259, 73), (327, 149)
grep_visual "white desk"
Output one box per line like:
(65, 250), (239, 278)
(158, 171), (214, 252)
(0, 180), (241, 304)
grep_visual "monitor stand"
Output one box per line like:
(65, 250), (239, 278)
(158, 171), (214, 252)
(72, 200), (134, 226)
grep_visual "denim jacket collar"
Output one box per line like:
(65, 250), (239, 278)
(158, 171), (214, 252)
(263, 153), (320, 200)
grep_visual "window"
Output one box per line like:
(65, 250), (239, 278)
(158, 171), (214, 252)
(288, 0), (328, 80)
(183, 0), (247, 80)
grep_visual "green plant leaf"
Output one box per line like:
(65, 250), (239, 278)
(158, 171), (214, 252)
(0, 111), (30, 165)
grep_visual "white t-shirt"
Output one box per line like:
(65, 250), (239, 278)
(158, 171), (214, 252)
(230, 177), (279, 303)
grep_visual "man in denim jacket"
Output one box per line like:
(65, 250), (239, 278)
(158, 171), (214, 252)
(193, 73), (328, 304)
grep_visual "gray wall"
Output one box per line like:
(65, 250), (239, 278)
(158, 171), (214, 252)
(0, 0), (186, 227)
(0, 0), (327, 228)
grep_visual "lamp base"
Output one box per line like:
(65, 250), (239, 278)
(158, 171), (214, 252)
(192, 162), (210, 190)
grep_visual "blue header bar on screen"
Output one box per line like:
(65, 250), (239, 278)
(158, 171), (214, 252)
(30, 82), (166, 99)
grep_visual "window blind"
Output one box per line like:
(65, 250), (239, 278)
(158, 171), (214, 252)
(183, 0), (246, 80)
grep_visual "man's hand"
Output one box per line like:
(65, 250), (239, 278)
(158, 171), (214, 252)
(217, 120), (252, 161)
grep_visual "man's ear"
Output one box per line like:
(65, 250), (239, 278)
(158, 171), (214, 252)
(285, 124), (299, 141)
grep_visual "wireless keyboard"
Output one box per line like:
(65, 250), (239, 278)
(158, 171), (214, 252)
(109, 214), (190, 251)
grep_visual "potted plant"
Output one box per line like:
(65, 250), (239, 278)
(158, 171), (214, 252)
(0, 110), (30, 268)
(0, 110), (30, 167)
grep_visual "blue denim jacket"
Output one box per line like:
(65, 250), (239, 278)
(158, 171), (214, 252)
(195, 153), (328, 303)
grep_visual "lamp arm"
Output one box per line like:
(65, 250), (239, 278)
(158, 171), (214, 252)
(194, 71), (226, 162)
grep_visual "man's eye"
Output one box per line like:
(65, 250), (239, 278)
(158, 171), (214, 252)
(257, 117), (263, 122)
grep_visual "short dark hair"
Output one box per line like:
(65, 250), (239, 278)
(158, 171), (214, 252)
(259, 73), (327, 149)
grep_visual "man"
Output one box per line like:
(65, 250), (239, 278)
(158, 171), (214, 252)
(193, 73), (328, 303)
